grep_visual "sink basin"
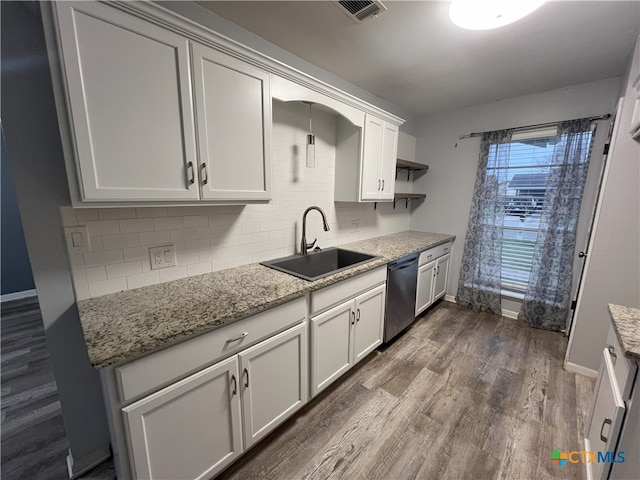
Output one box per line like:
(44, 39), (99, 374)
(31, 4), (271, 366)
(261, 248), (379, 281)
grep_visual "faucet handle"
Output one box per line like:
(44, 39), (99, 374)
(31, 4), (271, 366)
(305, 238), (318, 252)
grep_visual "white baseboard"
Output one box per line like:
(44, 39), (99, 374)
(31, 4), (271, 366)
(1, 289), (37, 303)
(501, 308), (520, 320)
(444, 294), (456, 303)
(67, 446), (111, 479)
(564, 361), (598, 379)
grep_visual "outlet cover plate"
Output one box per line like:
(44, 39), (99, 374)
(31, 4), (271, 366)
(149, 245), (176, 270)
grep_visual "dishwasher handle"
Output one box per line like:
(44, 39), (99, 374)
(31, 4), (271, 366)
(388, 254), (418, 272)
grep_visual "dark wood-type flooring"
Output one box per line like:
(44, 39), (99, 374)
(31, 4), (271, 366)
(1, 297), (594, 480)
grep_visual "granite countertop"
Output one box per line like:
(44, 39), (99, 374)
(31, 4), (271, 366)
(608, 304), (640, 361)
(78, 230), (454, 368)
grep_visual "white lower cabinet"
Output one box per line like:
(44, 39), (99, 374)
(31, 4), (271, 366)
(416, 260), (436, 316)
(585, 349), (626, 480)
(122, 322), (307, 480)
(310, 284), (385, 396)
(433, 253), (451, 301)
(416, 244), (452, 316)
(238, 323), (308, 449)
(122, 356), (242, 480)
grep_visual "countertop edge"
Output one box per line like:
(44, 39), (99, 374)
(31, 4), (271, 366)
(82, 231), (455, 369)
(608, 303), (640, 362)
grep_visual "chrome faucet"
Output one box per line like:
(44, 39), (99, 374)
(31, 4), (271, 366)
(300, 206), (330, 255)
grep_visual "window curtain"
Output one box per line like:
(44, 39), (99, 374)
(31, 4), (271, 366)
(518, 118), (595, 331)
(456, 129), (513, 315)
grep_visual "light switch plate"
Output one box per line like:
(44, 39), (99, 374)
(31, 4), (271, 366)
(64, 226), (91, 252)
(149, 245), (176, 270)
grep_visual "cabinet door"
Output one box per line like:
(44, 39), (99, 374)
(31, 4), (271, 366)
(360, 114), (383, 200)
(433, 254), (450, 301)
(416, 260), (436, 316)
(192, 43), (271, 201)
(310, 301), (353, 397)
(238, 323), (308, 449)
(379, 122), (399, 201)
(54, 2), (199, 201)
(353, 284), (385, 364)
(122, 356), (242, 480)
(585, 349), (626, 480)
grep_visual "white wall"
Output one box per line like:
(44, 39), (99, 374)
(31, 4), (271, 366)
(566, 36), (640, 373)
(409, 77), (622, 314)
(66, 101), (410, 299)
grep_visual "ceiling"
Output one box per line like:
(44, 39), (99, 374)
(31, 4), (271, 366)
(197, 1), (639, 116)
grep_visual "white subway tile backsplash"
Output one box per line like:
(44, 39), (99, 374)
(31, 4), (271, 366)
(85, 266), (107, 283)
(139, 230), (171, 246)
(153, 216), (184, 230)
(126, 271), (160, 290)
(123, 246), (150, 262)
(68, 102), (410, 299)
(119, 218), (154, 233)
(84, 249), (123, 268)
(159, 265), (188, 283)
(88, 278), (127, 297)
(183, 215), (209, 228)
(106, 261), (143, 279)
(98, 208), (136, 220)
(83, 220), (120, 236)
(187, 261), (212, 276)
(185, 238), (211, 252)
(135, 207), (168, 218)
(76, 209), (99, 222)
(102, 233), (140, 250)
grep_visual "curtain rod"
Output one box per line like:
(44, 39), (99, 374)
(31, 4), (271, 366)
(458, 114), (612, 140)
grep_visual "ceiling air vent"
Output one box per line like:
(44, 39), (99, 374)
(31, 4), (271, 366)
(337, 0), (387, 23)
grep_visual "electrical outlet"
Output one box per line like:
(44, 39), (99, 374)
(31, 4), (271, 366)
(149, 245), (176, 270)
(351, 220), (360, 233)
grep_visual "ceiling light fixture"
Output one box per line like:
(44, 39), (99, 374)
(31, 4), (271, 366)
(449, 0), (546, 30)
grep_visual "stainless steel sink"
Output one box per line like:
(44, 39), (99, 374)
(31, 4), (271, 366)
(261, 248), (379, 281)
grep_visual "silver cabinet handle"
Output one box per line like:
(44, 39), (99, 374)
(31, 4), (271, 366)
(608, 345), (617, 360)
(201, 163), (208, 185)
(427, 254), (433, 259)
(378, 179), (381, 191)
(231, 374), (237, 395)
(187, 161), (195, 185)
(351, 311), (356, 325)
(382, 179), (385, 191)
(243, 368), (249, 387)
(356, 309), (361, 322)
(225, 332), (248, 343)
(444, 247), (449, 253)
(600, 418), (612, 442)
(437, 266), (440, 274)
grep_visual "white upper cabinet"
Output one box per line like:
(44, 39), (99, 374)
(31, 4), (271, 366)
(54, 2), (199, 202)
(50, 2), (271, 205)
(192, 43), (271, 201)
(335, 113), (400, 202)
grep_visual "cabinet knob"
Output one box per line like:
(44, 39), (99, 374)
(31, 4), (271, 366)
(578, 251), (587, 258)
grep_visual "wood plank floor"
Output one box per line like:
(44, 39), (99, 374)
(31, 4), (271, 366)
(1, 297), (115, 480)
(1, 297), (594, 480)
(220, 301), (595, 480)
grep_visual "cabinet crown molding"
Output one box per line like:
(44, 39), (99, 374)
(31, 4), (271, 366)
(113, 1), (404, 127)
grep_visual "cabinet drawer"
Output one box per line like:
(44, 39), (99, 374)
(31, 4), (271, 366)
(310, 267), (386, 316)
(606, 325), (637, 400)
(419, 241), (452, 266)
(115, 297), (306, 403)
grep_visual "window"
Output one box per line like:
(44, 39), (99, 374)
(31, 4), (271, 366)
(486, 127), (593, 293)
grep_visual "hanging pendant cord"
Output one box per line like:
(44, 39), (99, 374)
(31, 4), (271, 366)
(458, 113), (611, 140)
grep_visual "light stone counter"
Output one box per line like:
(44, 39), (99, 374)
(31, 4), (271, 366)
(78, 230), (454, 368)
(608, 304), (640, 361)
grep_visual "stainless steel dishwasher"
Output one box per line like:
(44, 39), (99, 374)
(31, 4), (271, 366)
(384, 253), (419, 342)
